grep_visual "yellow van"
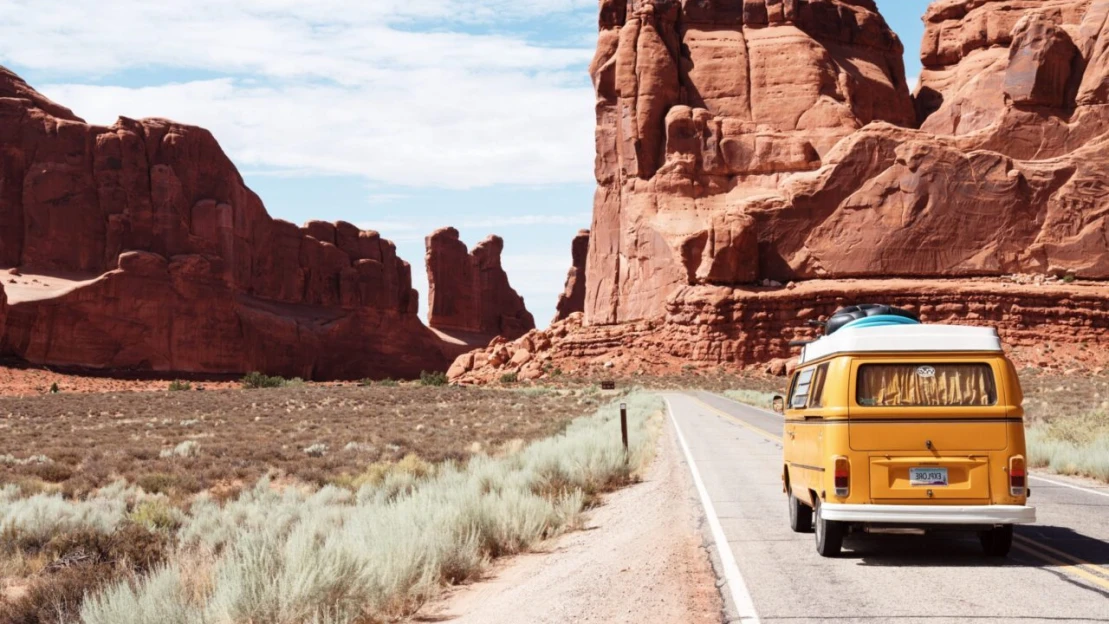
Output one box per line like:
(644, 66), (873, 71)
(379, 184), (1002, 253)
(778, 306), (1035, 557)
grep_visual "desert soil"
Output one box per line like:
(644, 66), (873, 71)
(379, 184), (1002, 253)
(420, 413), (724, 624)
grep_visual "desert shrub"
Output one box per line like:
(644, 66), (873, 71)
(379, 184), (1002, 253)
(358, 379), (374, 387)
(0, 524), (169, 624)
(129, 500), (183, 532)
(302, 444), (329, 458)
(419, 371), (448, 387)
(342, 442), (374, 454)
(159, 441), (200, 460)
(0, 455), (53, 466)
(500, 372), (519, 384)
(1028, 426), (1109, 482)
(134, 474), (180, 496)
(29, 463), (73, 484)
(167, 380), (192, 392)
(80, 394), (663, 624)
(240, 372), (287, 389)
(1, 563), (116, 624)
(0, 484), (151, 553)
(378, 378), (400, 387)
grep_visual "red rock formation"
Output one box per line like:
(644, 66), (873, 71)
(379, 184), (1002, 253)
(426, 228), (535, 341)
(588, 0), (917, 324)
(0, 67), (449, 380)
(917, 0), (1090, 134)
(538, 0), (1109, 376)
(554, 230), (590, 323)
(451, 279), (1109, 383)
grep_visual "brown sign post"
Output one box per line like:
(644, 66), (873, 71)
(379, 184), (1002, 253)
(620, 402), (629, 458)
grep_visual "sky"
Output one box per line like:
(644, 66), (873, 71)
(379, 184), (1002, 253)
(0, 0), (931, 327)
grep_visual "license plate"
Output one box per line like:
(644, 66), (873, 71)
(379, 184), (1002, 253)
(910, 467), (949, 487)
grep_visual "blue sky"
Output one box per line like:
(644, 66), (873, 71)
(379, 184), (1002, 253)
(0, 0), (930, 326)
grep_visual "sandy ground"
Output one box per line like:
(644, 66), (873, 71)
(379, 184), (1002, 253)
(0, 365), (241, 396)
(420, 419), (724, 624)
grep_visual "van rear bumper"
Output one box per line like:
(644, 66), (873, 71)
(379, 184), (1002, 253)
(821, 504), (1036, 525)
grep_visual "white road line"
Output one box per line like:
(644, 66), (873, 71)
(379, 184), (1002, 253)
(1030, 474), (1109, 499)
(665, 398), (761, 624)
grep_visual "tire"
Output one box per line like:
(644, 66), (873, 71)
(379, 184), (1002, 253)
(980, 525), (1014, 557)
(789, 489), (813, 533)
(814, 498), (846, 557)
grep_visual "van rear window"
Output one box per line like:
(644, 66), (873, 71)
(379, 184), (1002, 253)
(856, 364), (997, 407)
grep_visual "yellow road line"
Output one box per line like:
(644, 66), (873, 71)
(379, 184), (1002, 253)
(1014, 542), (1109, 592)
(690, 396), (783, 443)
(1014, 534), (1109, 583)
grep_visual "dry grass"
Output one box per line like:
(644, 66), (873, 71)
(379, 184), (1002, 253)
(0, 384), (650, 623)
(0, 386), (593, 499)
(1021, 371), (1109, 482)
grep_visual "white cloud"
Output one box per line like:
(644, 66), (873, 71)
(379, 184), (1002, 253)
(2, 0), (598, 189)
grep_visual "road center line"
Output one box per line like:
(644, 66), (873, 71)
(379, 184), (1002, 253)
(1013, 542), (1109, 592)
(690, 397), (783, 443)
(1030, 475), (1109, 499)
(666, 398), (762, 624)
(1013, 535), (1109, 581)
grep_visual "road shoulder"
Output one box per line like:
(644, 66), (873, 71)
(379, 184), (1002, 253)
(418, 410), (725, 624)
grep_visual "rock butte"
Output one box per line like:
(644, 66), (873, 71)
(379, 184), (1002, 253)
(553, 230), (591, 324)
(426, 227), (536, 342)
(451, 0), (1109, 382)
(0, 67), (533, 380)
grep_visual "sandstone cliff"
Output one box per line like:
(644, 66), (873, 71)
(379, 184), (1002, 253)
(454, 0), (1109, 381)
(0, 67), (449, 379)
(586, 0), (1109, 325)
(553, 230), (591, 323)
(426, 228), (535, 341)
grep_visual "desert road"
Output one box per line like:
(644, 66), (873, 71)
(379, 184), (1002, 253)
(665, 392), (1109, 624)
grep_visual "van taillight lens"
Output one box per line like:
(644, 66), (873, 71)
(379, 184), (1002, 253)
(834, 456), (850, 497)
(1010, 456), (1027, 497)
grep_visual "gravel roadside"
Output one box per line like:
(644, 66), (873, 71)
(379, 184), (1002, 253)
(419, 415), (725, 624)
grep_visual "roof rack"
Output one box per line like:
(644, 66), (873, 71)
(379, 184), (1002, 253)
(800, 324), (1004, 365)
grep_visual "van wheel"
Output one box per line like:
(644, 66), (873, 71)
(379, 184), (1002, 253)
(814, 499), (845, 557)
(980, 526), (1013, 557)
(789, 489), (813, 533)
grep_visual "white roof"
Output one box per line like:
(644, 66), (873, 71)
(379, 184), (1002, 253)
(800, 324), (1003, 364)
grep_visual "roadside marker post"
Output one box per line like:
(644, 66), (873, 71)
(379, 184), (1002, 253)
(620, 403), (629, 458)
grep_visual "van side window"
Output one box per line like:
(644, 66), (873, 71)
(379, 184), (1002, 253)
(809, 364), (829, 408)
(789, 368), (815, 409)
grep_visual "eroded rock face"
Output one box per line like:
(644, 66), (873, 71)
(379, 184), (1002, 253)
(554, 230), (590, 323)
(585, 0), (1109, 324)
(426, 228), (535, 341)
(917, 0), (1090, 134)
(588, 0), (917, 323)
(566, 0), (1109, 373)
(0, 67), (449, 379)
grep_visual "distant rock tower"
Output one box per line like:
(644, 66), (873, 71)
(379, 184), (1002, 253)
(425, 228), (535, 341)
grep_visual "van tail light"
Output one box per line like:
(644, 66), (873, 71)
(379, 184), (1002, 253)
(834, 456), (850, 498)
(1010, 456), (1027, 497)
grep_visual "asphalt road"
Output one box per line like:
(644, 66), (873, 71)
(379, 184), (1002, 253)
(665, 391), (1109, 624)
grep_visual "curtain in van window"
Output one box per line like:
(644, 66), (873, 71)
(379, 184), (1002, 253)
(857, 364), (997, 407)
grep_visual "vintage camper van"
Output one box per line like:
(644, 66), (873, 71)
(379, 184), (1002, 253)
(780, 306), (1036, 557)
